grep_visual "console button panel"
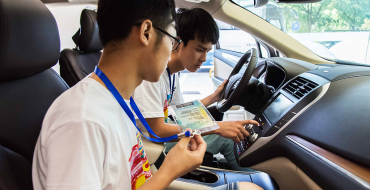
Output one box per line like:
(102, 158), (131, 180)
(235, 73), (328, 158)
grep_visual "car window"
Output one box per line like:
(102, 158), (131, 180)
(232, 0), (370, 65)
(216, 20), (257, 53)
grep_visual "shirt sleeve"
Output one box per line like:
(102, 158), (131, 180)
(44, 120), (108, 190)
(133, 80), (165, 118)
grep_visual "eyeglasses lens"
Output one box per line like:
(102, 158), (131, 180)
(172, 41), (180, 51)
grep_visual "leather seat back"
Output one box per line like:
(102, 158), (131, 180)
(59, 8), (102, 87)
(0, 0), (68, 189)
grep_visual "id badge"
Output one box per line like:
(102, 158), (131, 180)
(169, 100), (219, 134)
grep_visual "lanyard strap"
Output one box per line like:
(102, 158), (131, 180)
(94, 67), (185, 142)
(166, 68), (176, 103)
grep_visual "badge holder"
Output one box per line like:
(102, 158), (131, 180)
(94, 66), (200, 143)
(169, 100), (219, 135)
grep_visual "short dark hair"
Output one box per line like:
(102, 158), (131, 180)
(176, 8), (219, 46)
(97, 0), (176, 47)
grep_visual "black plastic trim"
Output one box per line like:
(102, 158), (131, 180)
(237, 74), (370, 189)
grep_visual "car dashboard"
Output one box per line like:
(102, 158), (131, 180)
(235, 57), (370, 190)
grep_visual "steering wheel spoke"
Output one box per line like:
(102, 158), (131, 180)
(216, 48), (259, 112)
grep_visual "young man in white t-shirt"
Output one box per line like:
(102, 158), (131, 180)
(32, 0), (262, 190)
(133, 8), (258, 172)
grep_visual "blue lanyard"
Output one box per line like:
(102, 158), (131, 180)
(166, 68), (176, 103)
(94, 67), (189, 142)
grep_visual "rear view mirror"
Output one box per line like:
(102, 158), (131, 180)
(254, 0), (322, 8)
(254, 0), (268, 8)
(274, 0), (321, 3)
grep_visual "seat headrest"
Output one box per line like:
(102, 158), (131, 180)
(73, 8), (102, 53)
(0, 0), (60, 82)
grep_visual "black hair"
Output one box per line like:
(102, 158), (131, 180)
(97, 0), (176, 47)
(176, 8), (219, 46)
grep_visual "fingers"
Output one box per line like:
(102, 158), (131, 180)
(188, 137), (197, 151)
(177, 128), (194, 149)
(240, 127), (250, 138)
(239, 119), (260, 126)
(237, 131), (244, 142)
(177, 136), (192, 149)
(193, 134), (206, 146)
(192, 135), (207, 154)
(233, 136), (241, 143)
(220, 80), (227, 87)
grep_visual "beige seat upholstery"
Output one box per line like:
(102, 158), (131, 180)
(141, 132), (164, 165)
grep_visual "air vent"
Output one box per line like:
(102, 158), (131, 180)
(283, 77), (318, 99)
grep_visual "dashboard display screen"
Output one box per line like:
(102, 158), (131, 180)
(263, 94), (293, 125)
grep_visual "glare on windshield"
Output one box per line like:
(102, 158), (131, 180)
(232, 0), (370, 64)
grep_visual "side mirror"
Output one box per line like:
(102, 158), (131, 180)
(254, 0), (268, 8)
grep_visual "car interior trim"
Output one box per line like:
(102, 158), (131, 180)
(214, 50), (238, 68)
(199, 165), (260, 175)
(175, 168), (221, 186)
(250, 157), (322, 190)
(222, 53), (242, 63)
(286, 135), (370, 189)
(265, 60), (286, 90)
(239, 82), (331, 160)
(214, 58), (234, 79)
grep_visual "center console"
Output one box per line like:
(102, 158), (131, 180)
(179, 167), (279, 189)
(235, 73), (330, 165)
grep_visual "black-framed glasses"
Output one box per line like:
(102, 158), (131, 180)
(152, 25), (182, 52)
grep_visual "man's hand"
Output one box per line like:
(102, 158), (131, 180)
(138, 131), (206, 190)
(201, 80), (227, 107)
(212, 80), (227, 102)
(160, 130), (207, 181)
(215, 120), (260, 142)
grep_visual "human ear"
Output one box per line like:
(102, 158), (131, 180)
(139, 20), (153, 46)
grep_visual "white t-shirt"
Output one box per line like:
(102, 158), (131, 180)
(32, 77), (152, 190)
(133, 68), (184, 127)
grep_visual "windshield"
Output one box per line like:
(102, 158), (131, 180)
(232, 0), (370, 64)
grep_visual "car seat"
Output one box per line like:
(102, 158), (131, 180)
(59, 8), (102, 87)
(0, 0), (68, 189)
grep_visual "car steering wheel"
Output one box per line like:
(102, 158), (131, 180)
(216, 48), (258, 113)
